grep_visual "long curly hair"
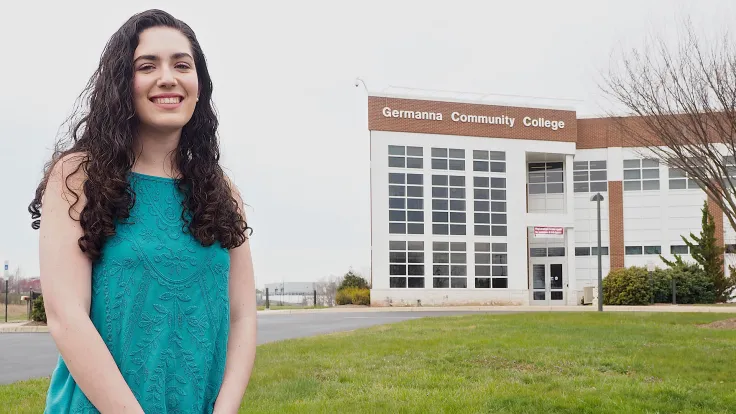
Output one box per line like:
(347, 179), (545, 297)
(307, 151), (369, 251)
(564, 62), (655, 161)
(28, 9), (251, 261)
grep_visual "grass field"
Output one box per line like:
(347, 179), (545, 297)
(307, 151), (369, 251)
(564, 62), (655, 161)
(2, 304), (28, 322)
(2, 312), (736, 413)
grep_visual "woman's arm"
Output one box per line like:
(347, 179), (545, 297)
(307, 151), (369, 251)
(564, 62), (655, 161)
(213, 180), (258, 413)
(40, 154), (144, 413)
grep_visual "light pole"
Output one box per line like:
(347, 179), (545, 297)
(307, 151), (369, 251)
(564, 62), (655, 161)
(590, 193), (604, 312)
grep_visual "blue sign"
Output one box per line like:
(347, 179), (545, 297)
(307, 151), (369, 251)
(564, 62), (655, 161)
(3, 263), (7, 271)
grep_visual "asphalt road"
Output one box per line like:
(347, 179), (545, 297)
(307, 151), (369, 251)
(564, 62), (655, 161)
(0, 310), (500, 385)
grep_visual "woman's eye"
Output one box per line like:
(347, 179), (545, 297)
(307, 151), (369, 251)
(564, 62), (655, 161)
(137, 64), (154, 71)
(176, 63), (191, 70)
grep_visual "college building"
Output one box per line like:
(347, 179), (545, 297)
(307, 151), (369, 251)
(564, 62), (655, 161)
(366, 94), (736, 306)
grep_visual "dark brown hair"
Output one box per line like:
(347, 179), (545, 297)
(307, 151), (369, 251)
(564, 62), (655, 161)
(28, 9), (251, 261)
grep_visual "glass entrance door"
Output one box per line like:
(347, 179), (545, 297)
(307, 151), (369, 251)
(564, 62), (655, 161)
(530, 262), (565, 305)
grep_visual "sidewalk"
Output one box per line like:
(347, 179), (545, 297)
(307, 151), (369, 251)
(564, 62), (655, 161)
(2, 304), (734, 332)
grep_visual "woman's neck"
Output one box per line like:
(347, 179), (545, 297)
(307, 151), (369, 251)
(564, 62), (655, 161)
(132, 126), (182, 178)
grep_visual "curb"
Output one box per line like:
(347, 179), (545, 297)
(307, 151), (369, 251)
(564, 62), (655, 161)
(0, 324), (49, 333)
(255, 305), (736, 315)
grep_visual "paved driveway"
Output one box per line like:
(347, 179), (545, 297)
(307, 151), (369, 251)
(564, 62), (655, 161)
(0, 310), (501, 385)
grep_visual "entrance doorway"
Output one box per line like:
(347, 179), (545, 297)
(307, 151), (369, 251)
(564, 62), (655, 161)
(530, 259), (566, 305)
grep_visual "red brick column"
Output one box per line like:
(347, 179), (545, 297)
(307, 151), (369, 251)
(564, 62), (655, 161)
(608, 181), (625, 270)
(707, 195), (725, 250)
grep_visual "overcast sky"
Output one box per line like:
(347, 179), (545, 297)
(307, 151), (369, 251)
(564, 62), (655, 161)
(1, 0), (735, 288)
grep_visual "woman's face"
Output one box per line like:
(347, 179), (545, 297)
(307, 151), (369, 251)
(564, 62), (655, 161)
(132, 26), (199, 133)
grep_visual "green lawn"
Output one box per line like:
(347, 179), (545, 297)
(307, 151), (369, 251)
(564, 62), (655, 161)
(2, 312), (736, 413)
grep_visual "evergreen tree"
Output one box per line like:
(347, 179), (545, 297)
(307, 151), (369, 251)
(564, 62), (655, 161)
(663, 201), (736, 302)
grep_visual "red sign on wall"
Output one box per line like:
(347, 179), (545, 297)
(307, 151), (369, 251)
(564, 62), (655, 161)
(534, 226), (564, 238)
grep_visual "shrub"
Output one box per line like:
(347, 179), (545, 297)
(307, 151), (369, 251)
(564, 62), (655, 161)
(31, 295), (46, 323)
(652, 259), (716, 304)
(338, 270), (369, 290)
(603, 266), (652, 305)
(336, 287), (370, 306)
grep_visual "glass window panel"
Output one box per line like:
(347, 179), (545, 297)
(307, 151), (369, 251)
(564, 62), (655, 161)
(476, 224), (491, 235)
(475, 277), (491, 288)
(476, 243), (491, 252)
(573, 161), (588, 170)
(390, 265), (406, 275)
(642, 159), (659, 168)
(433, 265), (449, 276)
(574, 182), (589, 193)
(492, 278), (508, 289)
(491, 226), (507, 236)
(389, 241), (406, 250)
(431, 148), (448, 157)
(449, 188), (466, 199)
(474, 189), (490, 200)
(407, 265), (424, 275)
(492, 254), (507, 264)
(623, 181), (641, 191)
(433, 242), (449, 251)
(529, 184), (546, 194)
(449, 176), (465, 187)
(432, 158), (447, 170)
(671, 245), (688, 254)
(389, 173), (405, 184)
(450, 253), (467, 264)
(528, 172), (546, 183)
(432, 175), (448, 186)
(406, 158), (423, 169)
(406, 146), (423, 156)
(491, 178), (506, 188)
(548, 247), (565, 256)
(407, 174), (422, 185)
(547, 162), (563, 171)
(450, 265), (467, 276)
(389, 252), (406, 263)
(492, 266), (508, 276)
(407, 198), (423, 209)
(475, 253), (491, 265)
(575, 247), (590, 256)
(547, 183), (564, 193)
(644, 246), (661, 255)
(449, 149), (465, 158)
(473, 161), (489, 172)
(475, 201), (490, 211)
(389, 210), (406, 221)
(490, 152), (505, 161)
(590, 171), (607, 181)
(433, 277), (449, 288)
(623, 159), (640, 168)
(450, 212), (466, 223)
(474, 213), (490, 224)
(492, 243), (507, 252)
(474, 176), (490, 187)
(473, 150), (489, 160)
(590, 182), (607, 192)
(389, 223), (406, 233)
(546, 171), (564, 182)
(432, 224), (448, 234)
(530, 248), (547, 257)
(669, 168), (686, 178)
(450, 224), (466, 235)
(407, 211), (423, 222)
(642, 180), (660, 190)
(433, 212), (448, 222)
(625, 246), (643, 255)
(433, 199), (448, 210)
(451, 278), (467, 288)
(449, 200), (466, 211)
(389, 185), (405, 197)
(591, 247), (609, 255)
(389, 157), (405, 168)
(590, 161), (607, 170)
(388, 145), (405, 155)
(407, 186), (423, 197)
(476, 266), (491, 277)
(491, 202), (506, 212)
(389, 277), (406, 288)
(491, 190), (506, 200)
(433, 187), (449, 198)
(433, 253), (449, 263)
(408, 277), (424, 288)
(490, 162), (505, 173)
(624, 170), (641, 179)
(574, 171), (589, 182)
(491, 214), (507, 224)
(669, 179), (687, 189)
(449, 159), (465, 170)
(642, 169), (659, 179)
(407, 241), (424, 251)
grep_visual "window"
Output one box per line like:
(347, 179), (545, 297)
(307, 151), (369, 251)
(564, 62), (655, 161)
(389, 173), (424, 234)
(389, 241), (425, 288)
(529, 247), (566, 257)
(473, 150), (506, 173)
(432, 242), (467, 288)
(473, 176), (507, 237)
(474, 242), (508, 288)
(623, 159), (659, 191)
(432, 174), (466, 235)
(573, 160), (608, 193)
(671, 245), (689, 255)
(575, 247), (590, 256)
(388, 145), (423, 169)
(591, 246), (609, 255)
(431, 148), (465, 171)
(528, 162), (564, 194)
(726, 244), (736, 254)
(669, 167), (701, 190)
(625, 245), (661, 255)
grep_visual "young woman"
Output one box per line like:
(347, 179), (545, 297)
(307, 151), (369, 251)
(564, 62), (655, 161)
(29, 9), (257, 413)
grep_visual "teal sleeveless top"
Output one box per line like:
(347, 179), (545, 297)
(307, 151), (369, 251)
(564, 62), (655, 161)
(45, 172), (231, 413)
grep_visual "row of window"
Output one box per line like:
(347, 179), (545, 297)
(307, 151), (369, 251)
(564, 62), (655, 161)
(388, 241), (509, 289)
(388, 146), (507, 173)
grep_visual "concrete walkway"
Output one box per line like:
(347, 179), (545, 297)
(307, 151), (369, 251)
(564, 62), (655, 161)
(3, 304), (734, 333)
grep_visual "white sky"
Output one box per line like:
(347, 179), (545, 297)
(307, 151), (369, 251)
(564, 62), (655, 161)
(1, 0), (735, 288)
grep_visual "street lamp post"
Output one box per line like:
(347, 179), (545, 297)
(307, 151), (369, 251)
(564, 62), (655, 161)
(590, 193), (604, 312)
